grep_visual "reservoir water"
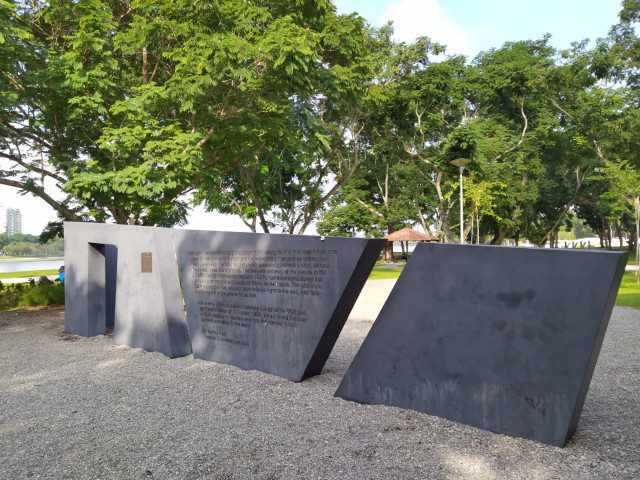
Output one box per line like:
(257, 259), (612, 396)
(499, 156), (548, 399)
(0, 259), (64, 273)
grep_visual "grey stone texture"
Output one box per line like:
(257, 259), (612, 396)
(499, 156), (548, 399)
(173, 229), (385, 381)
(335, 243), (628, 447)
(64, 222), (384, 377)
(63, 222), (190, 357)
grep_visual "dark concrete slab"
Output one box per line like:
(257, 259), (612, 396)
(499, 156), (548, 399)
(173, 230), (384, 381)
(63, 222), (190, 357)
(335, 243), (628, 447)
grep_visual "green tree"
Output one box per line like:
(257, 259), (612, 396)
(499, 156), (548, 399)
(2, 0), (379, 233)
(197, 14), (391, 234)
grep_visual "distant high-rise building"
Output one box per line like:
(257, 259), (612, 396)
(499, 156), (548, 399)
(0, 207), (22, 235)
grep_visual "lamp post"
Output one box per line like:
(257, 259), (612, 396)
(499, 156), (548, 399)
(451, 158), (471, 244)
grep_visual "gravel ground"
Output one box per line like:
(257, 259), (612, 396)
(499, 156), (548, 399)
(1, 279), (639, 480)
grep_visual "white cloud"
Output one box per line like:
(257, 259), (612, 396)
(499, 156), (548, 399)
(179, 204), (252, 233)
(381, 0), (468, 55)
(181, 204), (318, 235)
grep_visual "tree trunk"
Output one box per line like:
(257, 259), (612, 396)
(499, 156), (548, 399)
(463, 205), (475, 240)
(110, 207), (130, 224)
(616, 221), (624, 250)
(629, 223), (637, 253)
(383, 242), (394, 262)
(436, 207), (451, 242)
(491, 227), (505, 245)
(635, 197), (639, 283)
(600, 216), (609, 249)
(257, 210), (270, 233)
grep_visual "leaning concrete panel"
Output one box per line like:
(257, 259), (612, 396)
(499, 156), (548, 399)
(64, 222), (190, 357)
(335, 243), (628, 447)
(173, 230), (385, 382)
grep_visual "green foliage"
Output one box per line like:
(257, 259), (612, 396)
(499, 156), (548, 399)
(0, 281), (64, 310)
(572, 217), (595, 239)
(2, 0), (385, 233)
(321, 3), (640, 247)
(1, 0), (638, 246)
(0, 234), (63, 257)
(616, 272), (640, 309)
(18, 283), (65, 307)
(557, 215), (595, 241)
(368, 267), (403, 280)
(194, 4), (384, 234)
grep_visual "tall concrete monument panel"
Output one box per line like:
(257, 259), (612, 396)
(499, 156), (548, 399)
(173, 230), (385, 381)
(64, 222), (190, 357)
(335, 243), (628, 446)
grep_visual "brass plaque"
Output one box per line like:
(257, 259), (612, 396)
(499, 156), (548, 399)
(141, 252), (153, 273)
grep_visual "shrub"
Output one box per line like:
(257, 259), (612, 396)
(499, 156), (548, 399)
(0, 282), (65, 310)
(18, 283), (65, 307)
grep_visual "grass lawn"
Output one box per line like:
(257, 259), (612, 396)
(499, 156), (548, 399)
(369, 266), (640, 309)
(369, 267), (403, 280)
(616, 272), (640, 309)
(374, 259), (407, 267)
(0, 269), (58, 280)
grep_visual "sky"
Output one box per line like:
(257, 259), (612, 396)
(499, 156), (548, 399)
(0, 0), (623, 235)
(337, 0), (621, 56)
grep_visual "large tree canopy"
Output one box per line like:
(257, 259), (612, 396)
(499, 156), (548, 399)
(320, 2), (640, 251)
(1, 0), (639, 252)
(1, 0), (378, 232)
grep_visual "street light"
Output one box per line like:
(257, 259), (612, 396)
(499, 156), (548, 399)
(451, 158), (471, 244)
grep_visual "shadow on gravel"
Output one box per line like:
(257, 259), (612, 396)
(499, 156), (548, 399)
(1, 302), (639, 479)
(57, 331), (77, 342)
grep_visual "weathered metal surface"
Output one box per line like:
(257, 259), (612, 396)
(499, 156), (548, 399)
(173, 230), (385, 382)
(335, 243), (628, 446)
(63, 222), (190, 357)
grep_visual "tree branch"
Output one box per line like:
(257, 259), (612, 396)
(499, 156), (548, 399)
(491, 97), (529, 162)
(0, 177), (82, 221)
(537, 167), (590, 246)
(355, 198), (384, 218)
(0, 152), (66, 183)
